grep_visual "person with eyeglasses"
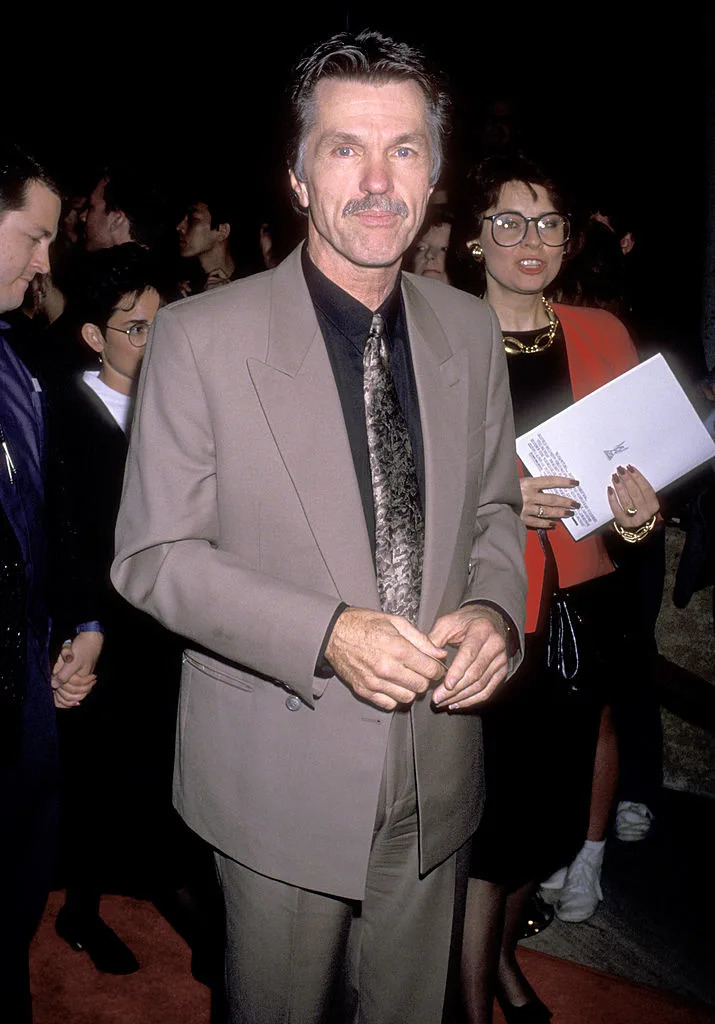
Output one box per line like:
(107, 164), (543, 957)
(456, 155), (662, 1024)
(46, 244), (201, 978)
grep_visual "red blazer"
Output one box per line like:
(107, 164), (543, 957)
(522, 304), (639, 632)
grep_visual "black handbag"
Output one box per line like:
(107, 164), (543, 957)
(539, 530), (596, 699)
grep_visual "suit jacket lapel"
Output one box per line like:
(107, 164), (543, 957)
(247, 250), (379, 609)
(247, 255), (469, 623)
(402, 277), (468, 630)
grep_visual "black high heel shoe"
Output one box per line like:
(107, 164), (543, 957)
(496, 993), (552, 1023)
(520, 892), (554, 939)
(55, 906), (140, 974)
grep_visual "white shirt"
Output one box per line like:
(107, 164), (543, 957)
(82, 370), (132, 434)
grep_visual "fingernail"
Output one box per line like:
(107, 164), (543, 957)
(564, 510), (574, 517)
(570, 479), (580, 486)
(611, 473), (619, 485)
(571, 502), (581, 509)
(617, 465), (626, 475)
(608, 485), (615, 495)
(627, 464), (635, 472)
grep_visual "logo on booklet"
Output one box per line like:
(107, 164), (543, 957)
(604, 441), (628, 460)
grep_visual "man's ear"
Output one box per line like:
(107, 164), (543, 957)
(81, 322), (105, 354)
(217, 222), (231, 241)
(289, 169), (310, 209)
(620, 231), (635, 255)
(108, 208), (131, 243)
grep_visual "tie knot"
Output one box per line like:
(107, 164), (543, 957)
(369, 313), (385, 340)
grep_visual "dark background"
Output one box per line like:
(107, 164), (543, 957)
(6, 5), (713, 369)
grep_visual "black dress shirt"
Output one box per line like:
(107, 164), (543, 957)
(302, 248), (517, 673)
(302, 248), (427, 676)
(301, 246), (425, 557)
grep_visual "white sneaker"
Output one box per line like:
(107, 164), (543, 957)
(539, 865), (568, 890)
(615, 801), (654, 842)
(556, 846), (604, 923)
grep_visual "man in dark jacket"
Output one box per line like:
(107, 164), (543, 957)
(0, 142), (102, 1023)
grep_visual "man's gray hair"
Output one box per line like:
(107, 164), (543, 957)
(288, 30), (450, 188)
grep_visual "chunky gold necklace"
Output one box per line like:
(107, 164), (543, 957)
(503, 297), (559, 355)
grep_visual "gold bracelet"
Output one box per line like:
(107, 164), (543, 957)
(612, 514), (657, 543)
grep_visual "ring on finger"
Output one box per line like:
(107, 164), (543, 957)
(538, 505), (545, 518)
(626, 505), (638, 516)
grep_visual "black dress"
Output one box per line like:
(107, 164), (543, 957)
(469, 327), (611, 888)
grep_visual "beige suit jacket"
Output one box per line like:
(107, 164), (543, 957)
(112, 246), (526, 900)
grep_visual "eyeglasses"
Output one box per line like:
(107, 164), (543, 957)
(105, 323), (151, 348)
(484, 211), (570, 247)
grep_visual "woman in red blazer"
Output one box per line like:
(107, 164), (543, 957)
(456, 155), (661, 1024)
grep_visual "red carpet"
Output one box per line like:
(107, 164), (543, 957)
(31, 891), (714, 1023)
(496, 948), (715, 1024)
(31, 891), (210, 1024)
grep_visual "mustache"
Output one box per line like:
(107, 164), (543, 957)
(342, 195), (409, 218)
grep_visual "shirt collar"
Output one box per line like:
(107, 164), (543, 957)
(301, 244), (402, 352)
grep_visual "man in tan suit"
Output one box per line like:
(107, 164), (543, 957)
(113, 30), (526, 1024)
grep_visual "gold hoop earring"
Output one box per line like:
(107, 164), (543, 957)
(467, 240), (484, 262)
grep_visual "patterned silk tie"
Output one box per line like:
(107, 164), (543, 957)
(363, 313), (424, 622)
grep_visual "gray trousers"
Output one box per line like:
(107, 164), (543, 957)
(214, 712), (460, 1024)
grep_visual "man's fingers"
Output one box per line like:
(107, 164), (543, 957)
(439, 660), (509, 710)
(353, 664), (437, 709)
(431, 614), (508, 706)
(390, 615), (447, 664)
(364, 625), (445, 686)
(430, 606), (505, 652)
(53, 686), (83, 709)
(52, 663), (75, 685)
(433, 639), (499, 702)
(433, 644), (507, 707)
(326, 607), (447, 710)
(52, 671), (97, 696)
(429, 608), (472, 648)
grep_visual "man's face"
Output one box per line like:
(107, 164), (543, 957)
(0, 181), (60, 314)
(82, 177), (114, 252)
(177, 202), (224, 258)
(290, 79), (434, 285)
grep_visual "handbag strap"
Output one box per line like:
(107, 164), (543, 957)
(534, 527), (560, 634)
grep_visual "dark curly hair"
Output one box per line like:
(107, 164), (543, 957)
(65, 243), (162, 333)
(452, 154), (580, 296)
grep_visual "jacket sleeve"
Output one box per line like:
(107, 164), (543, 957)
(462, 305), (527, 672)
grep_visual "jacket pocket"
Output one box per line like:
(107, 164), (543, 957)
(182, 651), (254, 693)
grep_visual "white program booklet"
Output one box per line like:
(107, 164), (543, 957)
(515, 354), (715, 540)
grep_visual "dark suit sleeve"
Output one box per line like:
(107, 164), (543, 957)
(45, 381), (119, 641)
